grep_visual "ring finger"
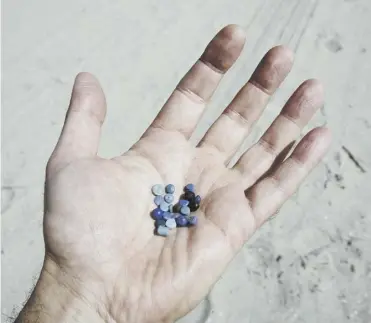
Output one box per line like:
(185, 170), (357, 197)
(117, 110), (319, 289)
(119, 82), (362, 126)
(234, 79), (324, 187)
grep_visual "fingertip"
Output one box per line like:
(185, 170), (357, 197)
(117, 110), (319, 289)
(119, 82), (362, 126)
(49, 73), (107, 171)
(300, 78), (324, 97)
(70, 72), (106, 124)
(294, 126), (332, 162)
(251, 45), (294, 94)
(222, 24), (246, 43)
(311, 126), (332, 147)
(314, 125), (331, 136)
(285, 79), (324, 116)
(268, 45), (295, 64)
(201, 25), (246, 73)
(74, 71), (100, 83)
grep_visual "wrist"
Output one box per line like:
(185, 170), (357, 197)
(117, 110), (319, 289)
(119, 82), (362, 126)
(16, 256), (113, 323)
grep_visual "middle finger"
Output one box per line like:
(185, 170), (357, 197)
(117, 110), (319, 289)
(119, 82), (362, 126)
(198, 46), (293, 163)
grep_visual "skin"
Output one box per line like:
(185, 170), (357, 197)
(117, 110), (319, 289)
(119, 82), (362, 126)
(16, 25), (331, 323)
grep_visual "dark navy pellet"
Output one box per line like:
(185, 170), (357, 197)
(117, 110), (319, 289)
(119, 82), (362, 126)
(184, 183), (195, 192)
(172, 204), (181, 213)
(183, 190), (196, 202)
(189, 201), (200, 212)
(176, 216), (188, 227)
(155, 218), (167, 227)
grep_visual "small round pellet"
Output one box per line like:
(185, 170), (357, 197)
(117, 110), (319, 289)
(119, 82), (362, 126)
(160, 201), (170, 212)
(156, 218), (166, 227)
(172, 204), (181, 213)
(179, 199), (189, 207)
(152, 208), (164, 220)
(176, 215), (188, 227)
(184, 183), (195, 192)
(195, 195), (201, 204)
(183, 191), (196, 202)
(189, 201), (200, 212)
(154, 195), (163, 206)
(165, 184), (175, 194)
(157, 225), (169, 237)
(165, 218), (177, 229)
(152, 184), (164, 196)
(180, 206), (190, 216)
(163, 212), (174, 220)
(164, 194), (174, 204)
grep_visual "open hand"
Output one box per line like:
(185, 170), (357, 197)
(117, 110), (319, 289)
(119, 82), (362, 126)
(25, 25), (330, 323)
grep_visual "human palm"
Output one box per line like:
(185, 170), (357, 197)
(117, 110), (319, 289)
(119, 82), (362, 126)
(43, 25), (330, 323)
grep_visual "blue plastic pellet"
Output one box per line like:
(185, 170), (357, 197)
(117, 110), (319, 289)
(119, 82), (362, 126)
(176, 216), (188, 227)
(157, 225), (169, 237)
(184, 183), (195, 192)
(165, 184), (175, 194)
(154, 195), (163, 206)
(156, 218), (166, 227)
(183, 190), (196, 202)
(179, 199), (189, 207)
(152, 208), (164, 220)
(195, 195), (201, 204)
(160, 201), (170, 212)
(164, 194), (174, 204)
(172, 204), (181, 213)
(180, 206), (190, 216)
(163, 212), (174, 220)
(165, 218), (177, 229)
(152, 184), (164, 196)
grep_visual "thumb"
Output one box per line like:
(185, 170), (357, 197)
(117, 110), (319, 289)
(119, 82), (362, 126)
(48, 72), (106, 173)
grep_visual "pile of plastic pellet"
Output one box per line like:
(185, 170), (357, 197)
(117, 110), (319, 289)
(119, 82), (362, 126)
(151, 183), (201, 236)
